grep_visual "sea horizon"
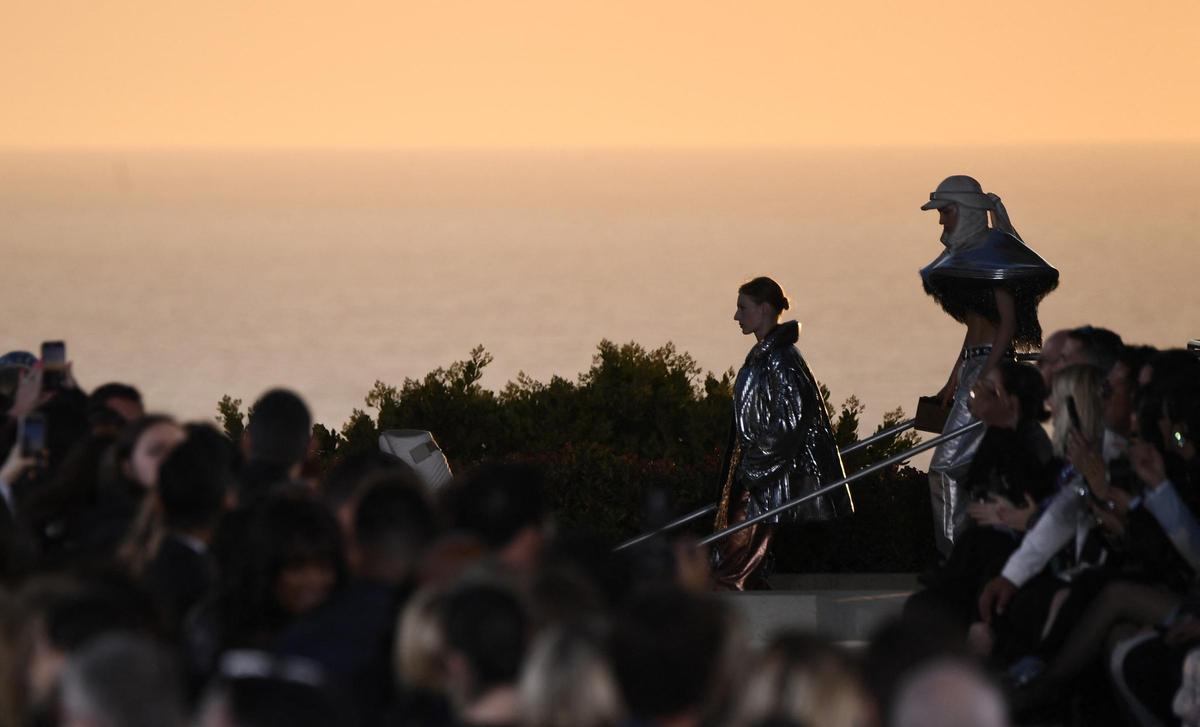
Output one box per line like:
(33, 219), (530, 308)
(4, 144), (1198, 437)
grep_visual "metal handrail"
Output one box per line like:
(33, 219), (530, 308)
(842, 418), (917, 457)
(696, 420), (984, 548)
(612, 503), (719, 552)
(611, 417), (918, 552)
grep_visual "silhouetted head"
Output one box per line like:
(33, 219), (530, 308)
(87, 382), (144, 432)
(610, 587), (730, 723)
(158, 424), (236, 532)
(439, 462), (547, 571)
(441, 581), (529, 703)
(246, 389), (312, 467)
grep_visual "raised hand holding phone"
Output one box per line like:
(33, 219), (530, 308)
(0, 438), (36, 491)
(40, 341), (66, 391)
(7, 365), (45, 420)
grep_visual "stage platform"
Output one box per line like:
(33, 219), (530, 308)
(716, 573), (919, 647)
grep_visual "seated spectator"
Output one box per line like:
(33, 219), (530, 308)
(0, 573), (162, 726)
(143, 424), (236, 630)
(1, 380), (91, 522)
(518, 623), (625, 727)
(1036, 329), (1069, 386)
(239, 389), (312, 504)
(276, 473), (437, 723)
(976, 364), (1109, 661)
(390, 586), (455, 727)
(87, 382), (144, 434)
(610, 587), (734, 727)
(317, 449), (417, 543)
(195, 650), (346, 727)
(890, 658), (1009, 727)
(187, 493), (346, 681)
(730, 632), (868, 727)
(1024, 358), (1200, 721)
(1, 387), (99, 576)
(527, 531), (619, 629)
(440, 579), (530, 727)
(17, 431), (120, 569)
(861, 613), (968, 726)
(111, 415), (188, 574)
(1037, 325), (1123, 389)
(908, 361), (1055, 632)
(1062, 326), (1124, 375)
(438, 463), (548, 577)
(57, 633), (185, 727)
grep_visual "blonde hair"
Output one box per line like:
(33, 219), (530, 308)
(731, 633), (867, 727)
(1050, 364), (1105, 457)
(518, 625), (625, 727)
(394, 587), (447, 693)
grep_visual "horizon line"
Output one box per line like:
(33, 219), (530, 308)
(2, 140), (1200, 155)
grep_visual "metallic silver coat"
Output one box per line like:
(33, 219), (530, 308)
(928, 351), (989, 556)
(731, 322), (852, 524)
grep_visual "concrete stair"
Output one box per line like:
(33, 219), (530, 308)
(715, 573), (918, 647)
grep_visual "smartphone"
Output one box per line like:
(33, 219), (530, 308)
(20, 413), (47, 457)
(41, 340), (66, 390)
(1066, 395), (1082, 431)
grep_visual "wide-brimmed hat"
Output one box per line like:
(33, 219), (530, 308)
(921, 175), (992, 211)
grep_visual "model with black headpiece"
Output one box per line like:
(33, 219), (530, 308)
(711, 276), (853, 590)
(921, 175), (1059, 558)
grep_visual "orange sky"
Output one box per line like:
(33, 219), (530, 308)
(3, 0), (1198, 148)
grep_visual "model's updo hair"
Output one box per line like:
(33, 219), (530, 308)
(738, 277), (790, 313)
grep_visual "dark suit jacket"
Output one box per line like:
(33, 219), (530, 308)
(143, 533), (215, 627)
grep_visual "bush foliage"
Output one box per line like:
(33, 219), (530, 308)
(218, 341), (935, 571)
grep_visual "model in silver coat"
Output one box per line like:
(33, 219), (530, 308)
(731, 320), (852, 524)
(713, 277), (853, 589)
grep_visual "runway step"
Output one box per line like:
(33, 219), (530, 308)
(715, 573), (918, 647)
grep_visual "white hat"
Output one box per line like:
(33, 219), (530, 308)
(379, 429), (453, 490)
(921, 175), (992, 210)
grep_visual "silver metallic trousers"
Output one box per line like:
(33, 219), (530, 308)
(928, 350), (988, 558)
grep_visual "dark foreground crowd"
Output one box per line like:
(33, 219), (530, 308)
(0, 328), (1197, 727)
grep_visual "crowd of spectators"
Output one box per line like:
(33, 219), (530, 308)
(0, 328), (1196, 727)
(908, 326), (1200, 726)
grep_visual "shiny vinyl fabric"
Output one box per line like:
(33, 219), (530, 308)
(712, 489), (776, 590)
(921, 229), (1057, 283)
(920, 229), (1059, 350)
(727, 321), (852, 524)
(928, 351), (989, 557)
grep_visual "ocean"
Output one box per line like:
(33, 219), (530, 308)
(3, 145), (1198, 440)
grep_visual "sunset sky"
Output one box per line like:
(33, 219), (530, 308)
(3, 0), (1198, 148)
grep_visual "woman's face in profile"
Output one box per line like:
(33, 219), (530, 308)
(126, 421), (186, 488)
(734, 294), (769, 336)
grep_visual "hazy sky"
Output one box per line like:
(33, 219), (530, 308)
(3, 1), (1198, 148)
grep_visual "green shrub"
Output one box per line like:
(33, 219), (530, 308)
(218, 341), (933, 571)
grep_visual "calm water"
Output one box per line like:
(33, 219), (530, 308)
(3, 146), (1198, 438)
